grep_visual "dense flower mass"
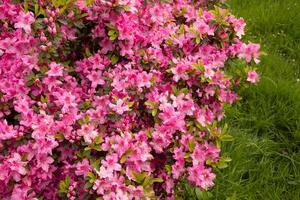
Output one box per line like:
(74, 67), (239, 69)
(0, 0), (260, 199)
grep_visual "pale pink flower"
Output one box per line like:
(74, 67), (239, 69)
(109, 99), (129, 115)
(247, 70), (260, 84)
(14, 11), (35, 33)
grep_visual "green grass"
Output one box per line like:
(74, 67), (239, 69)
(187, 0), (300, 199)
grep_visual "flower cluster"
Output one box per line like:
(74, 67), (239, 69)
(0, 0), (260, 199)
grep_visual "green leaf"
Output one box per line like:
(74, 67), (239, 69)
(40, 66), (49, 74)
(145, 100), (157, 109)
(108, 30), (116, 36)
(216, 140), (221, 149)
(84, 182), (93, 188)
(85, 48), (92, 57)
(110, 54), (119, 65)
(59, 176), (71, 194)
(150, 177), (163, 184)
(84, 146), (92, 151)
(109, 34), (118, 41)
(92, 145), (101, 151)
(91, 159), (100, 170)
(34, 3), (39, 15)
(87, 172), (96, 183)
(120, 154), (127, 164)
(195, 188), (213, 200)
(195, 121), (204, 130)
(196, 36), (201, 44)
(94, 134), (104, 145)
(79, 101), (92, 111)
(165, 164), (172, 175)
(143, 176), (151, 186)
(24, 1), (29, 12)
(132, 171), (147, 184)
(127, 101), (134, 108)
(54, 133), (64, 139)
(188, 140), (196, 152)
(217, 160), (229, 169)
(40, 95), (48, 103)
(84, 0), (95, 6)
(151, 109), (158, 117)
(221, 134), (234, 142)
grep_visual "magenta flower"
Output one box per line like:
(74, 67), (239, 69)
(47, 62), (64, 77)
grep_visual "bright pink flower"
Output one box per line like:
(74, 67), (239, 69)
(87, 70), (105, 88)
(8, 153), (27, 181)
(101, 154), (121, 172)
(75, 159), (92, 177)
(187, 165), (216, 190)
(47, 62), (64, 77)
(36, 154), (54, 172)
(14, 11), (35, 33)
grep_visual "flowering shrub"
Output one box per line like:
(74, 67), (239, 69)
(0, 0), (260, 199)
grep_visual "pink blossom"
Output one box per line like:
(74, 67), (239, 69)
(247, 70), (260, 84)
(8, 153), (27, 181)
(87, 70), (105, 88)
(239, 43), (261, 63)
(101, 154), (122, 172)
(187, 165), (216, 190)
(14, 11), (35, 33)
(109, 99), (129, 115)
(228, 16), (246, 38)
(75, 159), (92, 177)
(36, 154), (54, 172)
(47, 62), (64, 77)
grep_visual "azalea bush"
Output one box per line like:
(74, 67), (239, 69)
(0, 0), (260, 199)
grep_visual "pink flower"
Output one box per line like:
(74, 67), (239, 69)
(171, 62), (190, 82)
(75, 159), (92, 177)
(36, 154), (54, 172)
(187, 165), (216, 190)
(247, 70), (260, 84)
(228, 16), (246, 38)
(194, 19), (214, 36)
(0, 120), (18, 140)
(47, 62), (64, 77)
(101, 154), (121, 172)
(11, 184), (32, 200)
(14, 11), (35, 33)
(172, 160), (184, 179)
(239, 43), (261, 64)
(54, 91), (77, 113)
(77, 125), (98, 144)
(87, 70), (105, 88)
(219, 89), (238, 104)
(8, 153), (27, 181)
(109, 99), (129, 115)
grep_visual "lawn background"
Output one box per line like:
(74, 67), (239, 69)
(184, 0), (300, 199)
